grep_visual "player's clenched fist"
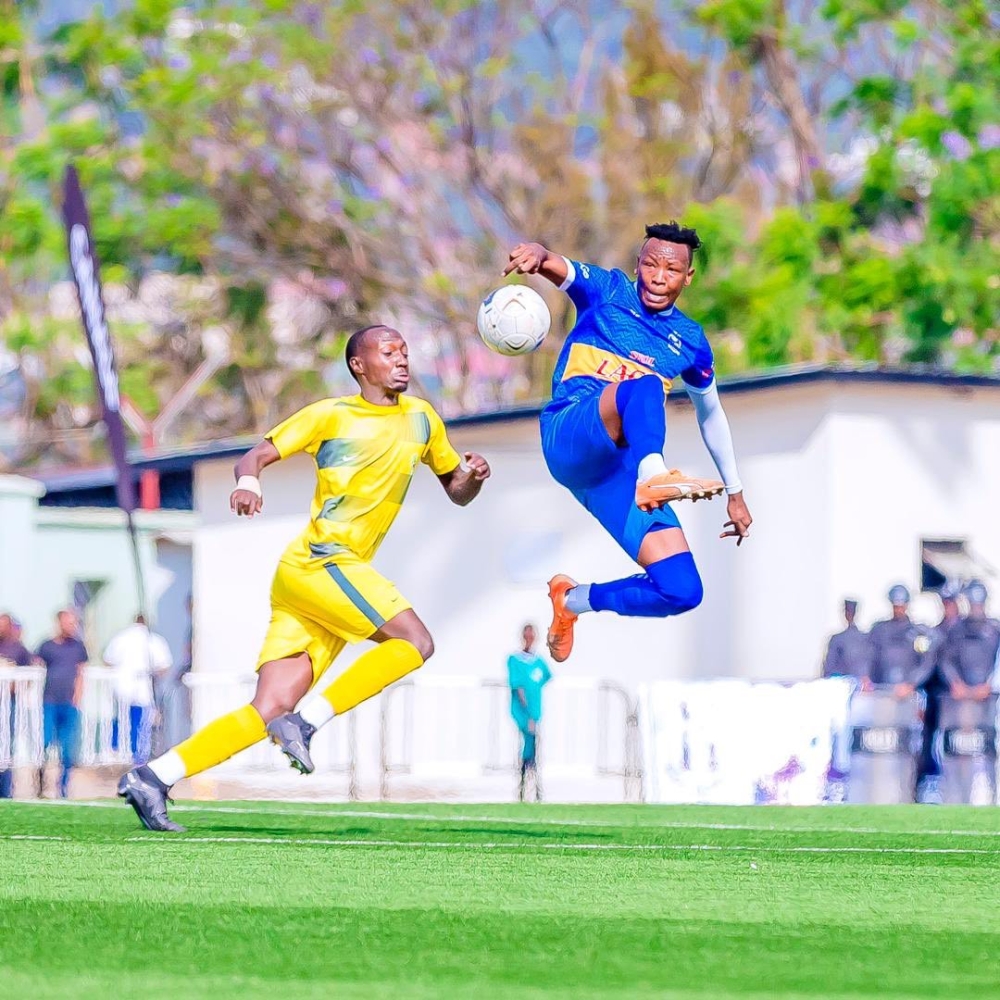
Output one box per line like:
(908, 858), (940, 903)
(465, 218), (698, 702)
(463, 451), (491, 481)
(230, 488), (263, 518)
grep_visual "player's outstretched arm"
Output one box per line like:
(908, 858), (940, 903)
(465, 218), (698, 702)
(504, 242), (569, 288)
(685, 381), (753, 546)
(230, 438), (281, 517)
(437, 451), (491, 506)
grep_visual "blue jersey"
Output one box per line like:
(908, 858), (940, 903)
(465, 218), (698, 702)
(548, 259), (715, 409)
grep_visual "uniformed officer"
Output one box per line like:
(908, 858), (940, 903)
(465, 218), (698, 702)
(942, 581), (1000, 700)
(823, 598), (874, 683)
(917, 581), (962, 802)
(868, 585), (933, 696)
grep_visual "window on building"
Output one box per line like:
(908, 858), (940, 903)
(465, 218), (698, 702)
(920, 539), (994, 592)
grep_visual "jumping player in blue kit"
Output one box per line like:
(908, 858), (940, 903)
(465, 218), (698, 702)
(504, 222), (753, 662)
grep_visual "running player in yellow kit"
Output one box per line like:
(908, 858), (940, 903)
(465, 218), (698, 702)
(118, 325), (490, 831)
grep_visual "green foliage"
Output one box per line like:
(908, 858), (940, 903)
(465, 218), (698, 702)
(0, 0), (998, 470)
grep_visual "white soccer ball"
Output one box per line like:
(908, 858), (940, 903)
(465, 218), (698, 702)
(476, 285), (550, 356)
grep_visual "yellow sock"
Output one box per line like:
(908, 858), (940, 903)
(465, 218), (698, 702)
(321, 638), (424, 715)
(174, 704), (266, 778)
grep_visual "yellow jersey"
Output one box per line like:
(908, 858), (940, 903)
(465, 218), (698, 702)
(266, 393), (461, 567)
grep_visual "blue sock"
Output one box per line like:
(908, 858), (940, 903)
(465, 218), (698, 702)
(616, 375), (667, 465)
(589, 552), (703, 618)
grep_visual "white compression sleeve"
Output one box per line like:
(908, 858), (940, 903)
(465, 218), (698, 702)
(685, 380), (743, 494)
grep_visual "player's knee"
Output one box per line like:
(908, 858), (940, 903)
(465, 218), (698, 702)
(669, 572), (704, 614)
(632, 373), (666, 405)
(647, 556), (703, 615)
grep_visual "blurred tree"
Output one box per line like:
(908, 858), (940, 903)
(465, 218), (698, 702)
(0, 0), (997, 472)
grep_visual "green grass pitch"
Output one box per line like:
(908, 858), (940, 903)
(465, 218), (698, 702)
(2, 800), (1000, 998)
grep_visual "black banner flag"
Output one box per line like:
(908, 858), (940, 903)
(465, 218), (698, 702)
(61, 164), (137, 514)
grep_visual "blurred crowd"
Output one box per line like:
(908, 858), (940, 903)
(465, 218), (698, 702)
(0, 608), (192, 799)
(822, 581), (1000, 803)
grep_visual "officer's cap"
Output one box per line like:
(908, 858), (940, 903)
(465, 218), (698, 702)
(965, 580), (989, 605)
(888, 584), (910, 606)
(939, 580), (962, 602)
(843, 598), (858, 612)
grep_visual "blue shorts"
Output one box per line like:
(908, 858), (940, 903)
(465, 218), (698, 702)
(540, 396), (680, 562)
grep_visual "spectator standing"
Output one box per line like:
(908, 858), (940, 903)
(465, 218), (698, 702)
(868, 585), (933, 696)
(941, 581), (1000, 700)
(104, 614), (173, 765)
(507, 623), (552, 802)
(822, 599), (874, 683)
(917, 582), (963, 802)
(36, 609), (88, 798)
(0, 613), (34, 799)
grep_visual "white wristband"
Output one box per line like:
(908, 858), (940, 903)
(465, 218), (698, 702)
(236, 475), (262, 497)
(725, 483), (743, 495)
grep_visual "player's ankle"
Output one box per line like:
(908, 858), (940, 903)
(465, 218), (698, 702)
(135, 764), (170, 794)
(565, 584), (592, 615)
(299, 695), (335, 729)
(637, 454), (668, 483)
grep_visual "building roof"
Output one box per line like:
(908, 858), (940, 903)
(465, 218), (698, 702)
(32, 364), (1000, 505)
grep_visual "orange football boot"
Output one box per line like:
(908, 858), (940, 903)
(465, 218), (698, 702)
(635, 469), (724, 512)
(546, 574), (579, 663)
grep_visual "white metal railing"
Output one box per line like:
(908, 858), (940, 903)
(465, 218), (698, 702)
(0, 665), (45, 768)
(183, 672), (358, 797)
(379, 675), (642, 801)
(78, 665), (134, 765)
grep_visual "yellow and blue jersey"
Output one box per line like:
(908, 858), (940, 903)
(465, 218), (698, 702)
(266, 394), (461, 568)
(548, 259), (715, 409)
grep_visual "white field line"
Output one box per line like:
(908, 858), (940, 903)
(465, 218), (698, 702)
(3, 832), (1000, 854)
(22, 798), (1000, 840)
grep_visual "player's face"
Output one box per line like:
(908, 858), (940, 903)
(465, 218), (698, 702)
(361, 330), (410, 393)
(636, 240), (694, 311)
(523, 625), (536, 649)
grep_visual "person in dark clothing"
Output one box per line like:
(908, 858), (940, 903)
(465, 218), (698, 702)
(942, 581), (1000, 699)
(823, 599), (874, 683)
(36, 610), (88, 798)
(868, 585), (933, 696)
(0, 613), (34, 799)
(917, 582), (963, 802)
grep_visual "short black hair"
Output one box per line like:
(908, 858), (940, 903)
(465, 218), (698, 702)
(643, 221), (702, 264)
(345, 324), (387, 382)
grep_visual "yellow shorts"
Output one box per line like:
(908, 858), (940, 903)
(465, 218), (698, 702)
(256, 556), (412, 684)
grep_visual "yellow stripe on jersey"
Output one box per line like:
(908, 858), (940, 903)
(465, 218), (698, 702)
(266, 394), (460, 567)
(561, 342), (671, 389)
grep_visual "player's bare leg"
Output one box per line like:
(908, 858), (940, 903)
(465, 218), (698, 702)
(268, 610), (432, 772)
(119, 655), (313, 832)
(598, 380), (722, 511)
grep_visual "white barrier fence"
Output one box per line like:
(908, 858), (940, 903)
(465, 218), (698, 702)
(639, 677), (855, 805)
(379, 675), (642, 801)
(0, 666), (45, 768)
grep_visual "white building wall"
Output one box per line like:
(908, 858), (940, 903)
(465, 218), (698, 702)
(0, 478), (194, 657)
(190, 380), (1000, 797)
(193, 380), (1000, 686)
(826, 383), (1000, 633)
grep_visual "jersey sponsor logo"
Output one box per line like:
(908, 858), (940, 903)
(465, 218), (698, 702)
(630, 350), (655, 366)
(561, 343), (670, 388)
